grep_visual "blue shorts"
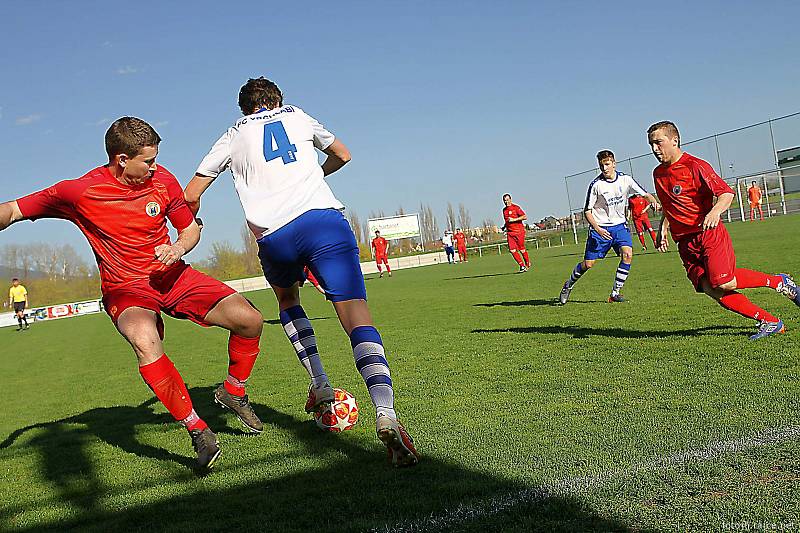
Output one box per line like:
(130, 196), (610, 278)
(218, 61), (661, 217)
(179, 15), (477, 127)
(584, 223), (633, 260)
(257, 209), (367, 302)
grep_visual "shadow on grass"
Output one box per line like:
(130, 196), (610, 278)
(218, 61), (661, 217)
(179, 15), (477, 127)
(264, 316), (336, 325)
(472, 324), (750, 339)
(0, 386), (640, 533)
(445, 271), (518, 281)
(475, 299), (600, 307)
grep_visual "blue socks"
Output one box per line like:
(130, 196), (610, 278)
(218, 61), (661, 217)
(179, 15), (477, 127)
(350, 325), (396, 419)
(280, 305), (329, 387)
(612, 261), (631, 296)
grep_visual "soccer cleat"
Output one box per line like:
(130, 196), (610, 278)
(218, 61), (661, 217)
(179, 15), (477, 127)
(608, 294), (626, 303)
(388, 271), (392, 277)
(305, 382), (335, 413)
(379, 272), (384, 278)
(214, 384), (263, 433)
(518, 265), (528, 273)
(777, 274), (800, 307)
(749, 319), (785, 341)
(559, 283), (572, 305)
(376, 415), (419, 467)
(189, 427), (221, 470)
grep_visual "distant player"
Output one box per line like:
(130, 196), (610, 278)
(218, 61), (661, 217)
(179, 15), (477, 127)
(559, 150), (659, 304)
(0, 117), (265, 469)
(185, 77), (418, 466)
(501, 194), (529, 272)
(748, 181), (764, 221)
(648, 121), (799, 340)
(454, 228), (468, 262)
(628, 193), (658, 250)
(8, 278), (29, 330)
(303, 265), (325, 294)
(442, 230), (455, 264)
(371, 230), (391, 277)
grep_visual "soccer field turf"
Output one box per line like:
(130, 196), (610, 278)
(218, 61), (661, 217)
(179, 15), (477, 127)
(1, 217), (799, 532)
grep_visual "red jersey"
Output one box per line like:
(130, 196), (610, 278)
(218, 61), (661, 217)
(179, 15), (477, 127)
(653, 153), (733, 241)
(502, 204), (526, 234)
(748, 186), (762, 204)
(454, 232), (467, 247)
(16, 165), (195, 293)
(628, 196), (650, 219)
(372, 236), (388, 256)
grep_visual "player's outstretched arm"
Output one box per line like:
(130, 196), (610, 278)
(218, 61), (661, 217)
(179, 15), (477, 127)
(644, 193), (661, 212)
(184, 174), (215, 216)
(154, 220), (201, 266)
(657, 217), (670, 252)
(321, 139), (351, 177)
(0, 201), (23, 231)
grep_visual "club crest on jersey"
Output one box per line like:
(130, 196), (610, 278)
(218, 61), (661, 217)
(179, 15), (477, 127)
(145, 202), (161, 217)
(672, 185), (682, 195)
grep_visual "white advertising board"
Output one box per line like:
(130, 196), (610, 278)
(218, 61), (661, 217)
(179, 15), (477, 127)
(367, 214), (421, 240)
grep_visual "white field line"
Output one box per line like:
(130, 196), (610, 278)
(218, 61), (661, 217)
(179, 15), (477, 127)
(377, 426), (800, 533)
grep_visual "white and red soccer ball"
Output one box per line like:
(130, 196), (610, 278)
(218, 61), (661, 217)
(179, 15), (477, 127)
(314, 388), (358, 432)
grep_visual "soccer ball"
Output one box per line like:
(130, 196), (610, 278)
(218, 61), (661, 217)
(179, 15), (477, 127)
(314, 388), (359, 432)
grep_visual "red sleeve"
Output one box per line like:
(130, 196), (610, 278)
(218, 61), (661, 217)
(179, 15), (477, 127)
(160, 168), (195, 231)
(517, 206), (526, 217)
(696, 160), (733, 197)
(16, 181), (75, 221)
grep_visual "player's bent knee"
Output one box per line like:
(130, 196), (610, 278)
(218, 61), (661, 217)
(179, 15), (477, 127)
(716, 279), (737, 292)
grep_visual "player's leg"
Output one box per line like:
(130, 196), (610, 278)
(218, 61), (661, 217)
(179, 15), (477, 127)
(376, 257), (383, 277)
(202, 292), (265, 433)
(520, 246), (530, 269)
(113, 303), (220, 468)
(559, 228), (602, 304)
(309, 209), (417, 466)
(507, 234), (525, 271)
(643, 217), (658, 246)
(608, 225), (634, 302)
(273, 283), (334, 411)
(383, 256), (392, 276)
(758, 204), (764, 220)
(14, 307), (23, 330)
(634, 218), (647, 249)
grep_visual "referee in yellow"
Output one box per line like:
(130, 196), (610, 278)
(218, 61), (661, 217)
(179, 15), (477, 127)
(8, 278), (29, 331)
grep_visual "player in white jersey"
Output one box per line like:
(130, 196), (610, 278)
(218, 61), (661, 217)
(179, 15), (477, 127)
(184, 77), (418, 467)
(559, 150), (659, 304)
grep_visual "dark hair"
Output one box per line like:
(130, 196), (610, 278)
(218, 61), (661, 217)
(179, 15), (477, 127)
(502, 193), (512, 200)
(12, 277), (19, 282)
(239, 77), (283, 114)
(596, 150), (615, 162)
(647, 120), (681, 146)
(105, 117), (161, 160)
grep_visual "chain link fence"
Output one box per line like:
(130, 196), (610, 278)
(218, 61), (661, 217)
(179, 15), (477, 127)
(563, 112), (800, 238)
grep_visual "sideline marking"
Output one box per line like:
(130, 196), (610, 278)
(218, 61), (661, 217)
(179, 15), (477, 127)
(379, 426), (800, 533)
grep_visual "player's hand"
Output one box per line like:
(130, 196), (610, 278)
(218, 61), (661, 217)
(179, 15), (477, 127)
(702, 211), (721, 231)
(652, 202), (662, 213)
(597, 228), (612, 240)
(154, 243), (186, 266)
(656, 233), (669, 252)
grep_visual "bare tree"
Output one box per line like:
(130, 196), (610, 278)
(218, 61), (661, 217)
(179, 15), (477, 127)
(240, 225), (261, 275)
(347, 211), (364, 245)
(446, 202), (457, 233)
(395, 205), (405, 216)
(457, 203), (472, 232)
(419, 202), (440, 247)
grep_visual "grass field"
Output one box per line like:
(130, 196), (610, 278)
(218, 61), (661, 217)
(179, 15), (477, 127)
(1, 216), (799, 532)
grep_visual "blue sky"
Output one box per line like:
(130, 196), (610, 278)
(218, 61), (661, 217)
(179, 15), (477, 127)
(1, 0), (799, 262)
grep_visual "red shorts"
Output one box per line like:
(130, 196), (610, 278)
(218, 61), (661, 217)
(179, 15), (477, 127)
(103, 263), (236, 328)
(457, 245), (467, 255)
(677, 224), (736, 292)
(633, 214), (653, 233)
(375, 254), (388, 265)
(506, 232), (526, 250)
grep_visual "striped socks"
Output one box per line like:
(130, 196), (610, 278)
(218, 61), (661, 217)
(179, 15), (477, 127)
(566, 262), (586, 288)
(350, 325), (396, 420)
(611, 261), (631, 296)
(280, 305), (329, 387)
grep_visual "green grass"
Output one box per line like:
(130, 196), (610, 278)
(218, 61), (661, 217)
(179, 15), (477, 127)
(2, 216), (800, 532)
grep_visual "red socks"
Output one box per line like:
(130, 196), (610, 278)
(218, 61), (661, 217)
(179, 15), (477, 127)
(734, 269), (783, 290)
(638, 233), (647, 247)
(718, 291), (777, 322)
(224, 334), (260, 396)
(139, 354), (207, 431)
(511, 250), (524, 267)
(521, 251), (530, 267)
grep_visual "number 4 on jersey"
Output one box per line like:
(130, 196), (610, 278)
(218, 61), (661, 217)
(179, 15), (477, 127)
(263, 121), (297, 164)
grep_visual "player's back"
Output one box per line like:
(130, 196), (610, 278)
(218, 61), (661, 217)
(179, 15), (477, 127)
(202, 105), (343, 237)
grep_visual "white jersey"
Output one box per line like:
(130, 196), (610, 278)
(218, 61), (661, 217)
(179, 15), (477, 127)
(196, 104), (343, 238)
(442, 234), (454, 247)
(583, 172), (648, 226)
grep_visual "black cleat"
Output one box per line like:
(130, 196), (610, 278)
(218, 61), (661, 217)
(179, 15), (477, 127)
(214, 384), (263, 433)
(189, 427), (221, 470)
(608, 294), (626, 303)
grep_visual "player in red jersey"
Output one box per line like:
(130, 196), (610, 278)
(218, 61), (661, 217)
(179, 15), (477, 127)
(0, 118), (265, 469)
(454, 228), (468, 262)
(502, 194), (530, 272)
(748, 181), (764, 221)
(648, 121), (800, 340)
(371, 230), (391, 277)
(628, 194), (658, 250)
